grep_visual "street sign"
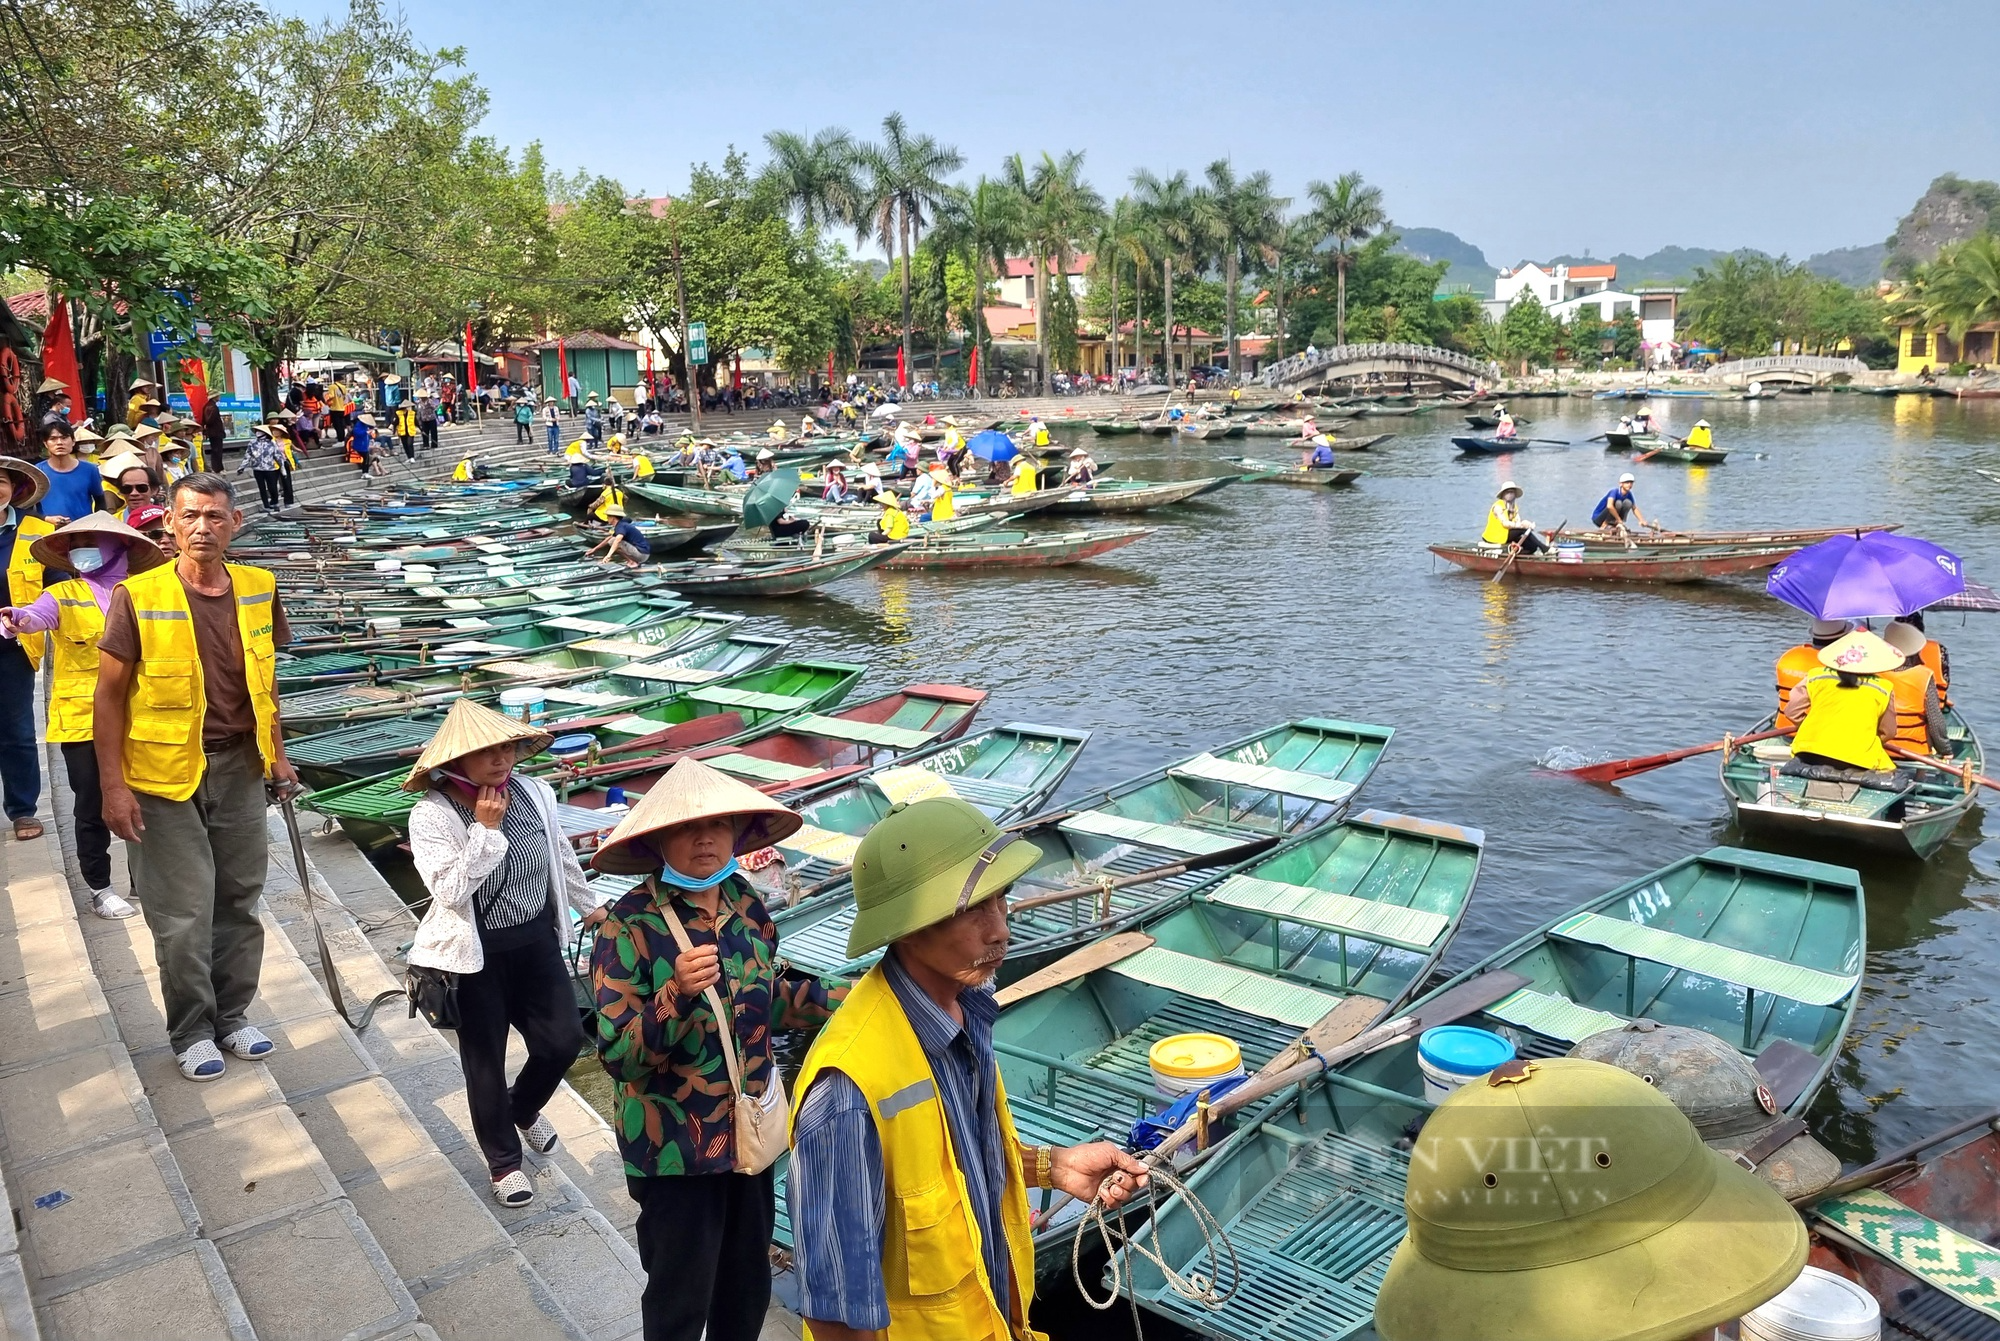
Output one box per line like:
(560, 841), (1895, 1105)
(688, 322), (708, 366)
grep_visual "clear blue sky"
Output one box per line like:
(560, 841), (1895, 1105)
(314, 0), (1993, 265)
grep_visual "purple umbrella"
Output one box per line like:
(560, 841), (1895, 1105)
(1766, 531), (1966, 619)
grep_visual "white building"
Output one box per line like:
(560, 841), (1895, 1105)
(995, 255), (1090, 310)
(1548, 290), (1641, 323)
(1495, 261), (1618, 307)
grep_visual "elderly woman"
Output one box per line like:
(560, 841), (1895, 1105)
(590, 757), (847, 1341)
(407, 697), (610, 1208)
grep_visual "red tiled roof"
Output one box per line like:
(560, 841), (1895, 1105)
(1567, 264), (1617, 280)
(7, 292), (48, 322)
(521, 331), (646, 352)
(983, 305), (1037, 336)
(1002, 254), (1092, 278)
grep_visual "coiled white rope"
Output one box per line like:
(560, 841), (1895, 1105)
(1069, 1161), (1239, 1335)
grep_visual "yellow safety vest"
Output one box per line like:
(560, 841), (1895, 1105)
(8, 515), (55, 664)
(943, 427), (963, 452)
(119, 563), (279, 802)
(452, 458), (475, 482)
(1010, 461), (1037, 497)
(1031, 425), (1050, 447)
(1791, 669), (1893, 772)
(1481, 500), (1520, 546)
(793, 966), (1042, 1341)
(880, 505), (911, 540)
(591, 483), (626, 523)
(633, 455), (655, 480)
(1686, 425), (1713, 448)
(44, 578), (105, 742)
(931, 486), (955, 523)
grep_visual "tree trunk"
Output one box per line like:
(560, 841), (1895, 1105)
(1030, 254), (1046, 396)
(1275, 269), (1287, 361)
(1336, 254), (1348, 347)
(1162, 260), (1174, 384)
(1109, 261), (1120, 378)
(898, 206), (913, 387)
(1132, 264), (1144, 381)
(1225, 250), (1239, 379)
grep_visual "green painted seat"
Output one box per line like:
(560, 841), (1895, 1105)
(1814, 1189), (2000, 1322)
(614, 663), (727, 684)
(1206, 875), (1451, 951)
(1486, 988), (1626, 1043)
(688, 687), (815, 713)
(1108, 946), (1343, 1028)
(789, 714), (936, 751)
(705, 754), (819, 783)
(1059, 811), (1243, 855)
(544, 615), (627, 633)
(1168, 753), (1358, 805)
(1550, 911), (1858, 1007)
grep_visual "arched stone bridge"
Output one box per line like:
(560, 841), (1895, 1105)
(1712, 355), (1869, 386)
(1260, 342), (1501, 390)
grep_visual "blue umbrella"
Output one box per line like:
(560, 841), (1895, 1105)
(1766, 531), (1966, 619)
(966, 430), (1018, 463)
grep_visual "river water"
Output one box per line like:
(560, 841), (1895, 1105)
(616, 391), (1993, 1168)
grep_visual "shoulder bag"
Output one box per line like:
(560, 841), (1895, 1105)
(660, 886), (787, 1176)
(406, 814), (517, 1030)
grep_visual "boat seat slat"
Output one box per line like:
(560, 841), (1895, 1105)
(1551, 911), (1858, 1007)
(689, 687), (815, 713)
(1486, 989), (1626, 1043)
(1107, 946), (1343, 1028)
(934, 775), (1020, 806)
(1815, 1189), (2000, 1323)
(791, 713), (936, 750)
(864, 767), (959, 806)
(1059, 810), (1243, 855)
(431, 640), (519, 655)
(1168, 753), (1358, 805)
(539, 687), (627, 707)
(779, 824), (862, 865)
(544, 616), (627, 633)
(576, 637), (673, 658)
(613, 663), (726, 684)
(1207, 875), (1450, 950)
(602, 714), (673, 737)
(706, 754), (819, 783)
(482, 658), (573, 680)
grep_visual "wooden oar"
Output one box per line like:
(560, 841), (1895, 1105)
(1491, 518), (1566, 584)
(993, 933), (1154, 1008)
(1585, 432), (1609, 443)
(1887, 744), (2000, 793)
(1524, 438), (1571, 446)
(1560, 726), (1794, 784)
(1006, 835), (1282, 914)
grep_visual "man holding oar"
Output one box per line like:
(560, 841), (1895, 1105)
(786, 797), (1147, 1341)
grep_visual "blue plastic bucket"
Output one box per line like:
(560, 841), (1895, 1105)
(549, 733), (593, 763)
(1417, 1026), (1516, 1102)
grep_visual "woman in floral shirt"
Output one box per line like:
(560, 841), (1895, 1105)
(591, 757), (846, 1341)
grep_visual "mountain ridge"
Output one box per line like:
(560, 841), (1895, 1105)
(1392, 227), (1887, 296)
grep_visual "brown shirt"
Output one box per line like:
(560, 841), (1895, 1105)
(98, 572), (290, 744)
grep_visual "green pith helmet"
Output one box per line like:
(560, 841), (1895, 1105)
(1374, 1057), (1807, 1341)
(1570, 1023), (1839, 1199)
(845, 797), (1041, 959)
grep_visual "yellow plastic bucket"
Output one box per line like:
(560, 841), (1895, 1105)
(1148, 1033), (1245, 1097)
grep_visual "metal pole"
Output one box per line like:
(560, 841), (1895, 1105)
(671, 211), (699, 434)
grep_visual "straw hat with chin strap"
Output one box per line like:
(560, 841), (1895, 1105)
(1817, 629), (1901, 675)
(401, 697), (554, 793)
(29, 512), (168, 573)
(590, 756), (802, 875)
(844, 796), (1041, 958)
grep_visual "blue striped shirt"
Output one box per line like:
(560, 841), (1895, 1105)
(788, 953), (1010, 1331)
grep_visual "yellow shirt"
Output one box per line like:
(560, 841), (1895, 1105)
(1010, 458), (1038, 496)
(1481, 499), (1521, 545)
(878, 503), (910, 540)
(1686, 425), (1713, 449)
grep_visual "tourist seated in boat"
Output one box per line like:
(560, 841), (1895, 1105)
(767, 506), (813, 542)
(820, 460), (857, 505)
(909, 464), (943, 518)
(752, 448), (778, 478)
(587, 505), (651, 567)
(1685, 418), (1714, 449)
(1493, 410), (1518, 441)
(1064, 447), (1097, 486)
(1028, 415), (1051, 448)
(1774, 619), (1849, 727)
(589, 478), (627, 523)
(868, 490), (910, 544)
(1881, 621), (1950, 756)
(1781, 630), (1907, 784)
(786, 798), (1148, 1341)
(1301, 436), (1336, 469)
(798, 415), (822, 439)
(1008, 454), (1039, 496)
(1617, 414), (1635, 435)
(1591, 472), (1655, 535)
(1481, 482), (1550, 554)
(767, 419), (789, 442)
(1904, 610), (1952, 706)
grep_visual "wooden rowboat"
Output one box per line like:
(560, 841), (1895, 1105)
(1567, 524), (1898, 550)
(1720, 710), (1982, 861)
(1451, 434), (1531, 455)
(877, 526), (1154, 569)
(648, 544), (906, 597)
(1127, 845), (1866, 1338)
(1428, 541), (1795, 582)
(1227, 457), (1364, 488)
(1038, 476), (1237, 515)
(1086, 420), (1145, 435)
(1640, 441), (1731, 464)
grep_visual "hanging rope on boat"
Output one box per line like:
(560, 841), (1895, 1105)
(1070, 1160), (1238, 1336)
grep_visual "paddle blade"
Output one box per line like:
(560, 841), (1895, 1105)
(1563, 742), (1723, 783)
(1404, 970), (1531, 1035)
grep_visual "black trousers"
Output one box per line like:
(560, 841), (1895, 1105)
(59, 741), (110, 890)
(419, 421), (439, 452)
(515, 422), (531, 443)
(628, 1170), (774, 1341)
(276, 469), (295, 505)
(400, 434), (416, 460)
(252, 470), (282, 509)
(0, 642), (38, 821)
(452, 926), (583, 1178)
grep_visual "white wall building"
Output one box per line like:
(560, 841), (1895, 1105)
(995, 255), (1091, 311)
(1495, 261), (1619, 307)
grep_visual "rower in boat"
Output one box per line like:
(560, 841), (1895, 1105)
(1008, 454), (1039, 496)
(1634, 409), (1658, 435)
(753, 447), (778, 478)
(908, 463), (943, 518)
(767, 418), (789, 443)
(588, 476), (627, 523)
(1493, 408), (1518, 441)
(1881, 620), (1950, 755)
(1300, 435), (1336, 470)
(868, 489), (910, 545)
(1686, 418), (1714, 450)
(1482, 480), (1550, 555)
(452, 453), (484, 483)
(1904, 609), (1952, 706)
(629, 448), (655, 481)
(585, 504), (650, 568)
(1290, 415), (1320, 444)
(1027, 414), (1051, 448)
(718, 447), (748, 482)
(1063, 447), (1097, 486)
(925, 466), (955, 522)
(1774, 618), (1849, 728)
(1591, 472), (1658, 536)
(798, 414), (823, 439)
(1781, 629), (1907, 787)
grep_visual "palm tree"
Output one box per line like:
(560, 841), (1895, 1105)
(1910, 234), (2000, 343)
(1006, 151), (1105, 393)
(1306, 172), (1386, 346)
(759, 127), (859, 233)
(1200, 160), (1284, 379)
(931, 177), (1021, 395)
(1091, 198), (1152, 380)
(1132, 168), (1199, 384)
(856, 113), (964, 386)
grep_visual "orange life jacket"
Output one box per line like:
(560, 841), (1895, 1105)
(1919, 640), (1950, 707)
(1880, 663), (1938, 753)
(1773, 644), (1822, 729)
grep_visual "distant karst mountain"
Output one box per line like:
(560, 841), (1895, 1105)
(1885, 174), (2000, 274)
(1392, 227), (1498, 295)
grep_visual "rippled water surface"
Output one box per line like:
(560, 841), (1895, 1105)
(644, 391), (2000, 1165)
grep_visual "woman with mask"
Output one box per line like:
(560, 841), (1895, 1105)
(406, 698), (612, 1207)
(0, 513), (167, 917)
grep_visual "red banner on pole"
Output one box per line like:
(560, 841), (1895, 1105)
(464, 321), (478, 393)
(967, 344), (978, 393)
(178, 357), (209, 422)
(557, 339), (569, 399)
(896, 344), (907, 388)
(826, 350), (835, 387)
(40, 293), (80, 423)
(732, 351), (741, 392)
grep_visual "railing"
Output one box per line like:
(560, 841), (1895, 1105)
(1261, 342), (1501, 387)
(1711, 355), (1868, 375)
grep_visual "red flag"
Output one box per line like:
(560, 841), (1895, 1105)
(646, 346), (655, 395)
(896, 344), (907, 388)
(40, 292), (79, 423)
(557, 339), (569, 398)
(967, 343), (978, 391)
(178, 357), (209, 422)
(826, 350), (835, 386)
(464, 321), (478, 393)
(732, 351), (742, 391)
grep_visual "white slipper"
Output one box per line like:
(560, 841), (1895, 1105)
(177, 1039), (226, 1082)
(517, 1113), (559, 1155)
(492, 1170), (534, 1207)
(219, 1026), (274, 1059)
(91, 889), (136, 919)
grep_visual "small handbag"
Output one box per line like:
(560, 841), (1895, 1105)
(406, 964), (460, 1029)
(661, 893), (787, 1176)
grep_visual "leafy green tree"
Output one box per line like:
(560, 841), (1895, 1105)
(1005, 151), (1103, 392)
(855, 114), (963, 387)
(1611, 313), (1642, 364)
(1132, 168), (1202, 381)
(1564, 307), (1605, 366)
(1491, 296), (1559, 372)
(1305, 173), (1386, 346)
(760, 127), (861, 233)
(1089, 198), (1153, 378)
(930, 178), (1020, 393)
(1898, 234), (2000, 341)
(1198, 160), (1284, 377)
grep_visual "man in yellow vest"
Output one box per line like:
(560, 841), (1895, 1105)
(0, 458), (54, 840)
(1773, 619), (1848, 728)
(788, 797), (1148, 1341)
(93, 473), (296, 1083)
(1, 514), (168, 917)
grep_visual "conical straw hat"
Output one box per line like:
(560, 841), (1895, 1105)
(29, 512), (168, 573)
(1816, 629), (1901, 675)
(401, 697), (554, 792)
(590, 756), (803, 875)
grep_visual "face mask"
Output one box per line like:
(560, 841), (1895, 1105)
(67, 546), (107, 573)
(656, 856), (740, 892)
(430, 767), (500, 789)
